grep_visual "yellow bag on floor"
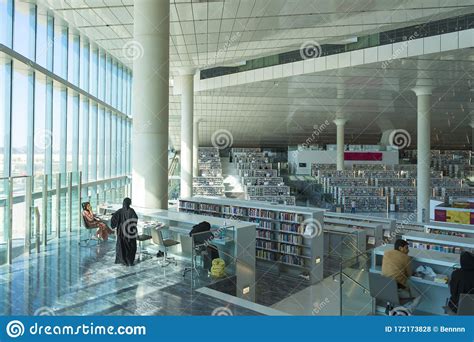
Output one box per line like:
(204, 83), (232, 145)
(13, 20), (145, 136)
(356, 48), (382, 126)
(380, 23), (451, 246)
(210, 258), (226, 278)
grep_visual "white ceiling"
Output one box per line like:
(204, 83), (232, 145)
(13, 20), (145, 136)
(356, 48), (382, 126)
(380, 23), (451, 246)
(41, 0), (474, 71)
(170, 49), (474, 149)
(39, 0), (474, 149)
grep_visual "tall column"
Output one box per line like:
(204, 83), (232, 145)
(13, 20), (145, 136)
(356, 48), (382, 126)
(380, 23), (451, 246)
(193, 119), (201, 178)
(412, 85), (433, 223)
(180, 69), (195, 198)
(132, 0), (169, 209)
(333, 119), (347, 171)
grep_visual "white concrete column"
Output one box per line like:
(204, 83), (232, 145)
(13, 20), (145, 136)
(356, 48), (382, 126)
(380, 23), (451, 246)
(412, 85), (433, 223)
(132, 0), (169, 209)
(333, 119), (347, 171)
(193, 119), (200, 178)
(180, 69), (195, 198)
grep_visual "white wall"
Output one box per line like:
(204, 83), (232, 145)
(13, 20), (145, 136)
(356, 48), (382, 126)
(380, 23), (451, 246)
(288, 150), (399, 175)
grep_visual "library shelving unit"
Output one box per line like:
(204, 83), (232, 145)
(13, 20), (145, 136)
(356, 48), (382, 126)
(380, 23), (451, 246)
(247, 196), (296, 205)
(425, 221), (474, 239)
(371, 244), (460, 314)
(238, 169), (278, 178)
(323, 215), (389, 249)
(179, 196), (325, 283)
(194, 147), (224, 195)
(241, 177), (284, 186)
(236, 162), (273, 170)
(402, 231), (474, 254)
(341, 195), (388, 213)
(244, 185), (290, 197)
(395, 195), (417, 212)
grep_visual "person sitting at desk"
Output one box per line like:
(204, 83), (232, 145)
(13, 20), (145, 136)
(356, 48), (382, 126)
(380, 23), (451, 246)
(111, 198), (138, 266)
(82, 202), (113, 241)
(382, 239), (421, 311)
(448, 251), (474, 313)
(189, 221), (219, 271)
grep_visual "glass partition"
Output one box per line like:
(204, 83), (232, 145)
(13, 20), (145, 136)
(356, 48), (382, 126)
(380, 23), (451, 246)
(338, 249), (374, 316)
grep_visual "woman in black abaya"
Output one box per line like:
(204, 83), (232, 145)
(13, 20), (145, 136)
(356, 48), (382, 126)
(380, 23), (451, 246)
(111, 197), (138, 266)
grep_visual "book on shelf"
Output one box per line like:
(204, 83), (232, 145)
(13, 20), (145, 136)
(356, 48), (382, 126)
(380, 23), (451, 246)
(408, 241), (463, 254)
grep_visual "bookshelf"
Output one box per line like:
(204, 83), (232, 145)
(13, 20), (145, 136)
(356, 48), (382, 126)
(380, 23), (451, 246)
(194, 147), (224, 196)
(323, 216), (387, 249)
(395, 195), (417, 212)
(247, 196), (296, 205)
(341, 195), (388, 213)
(179, 196), (324, 283)
(241, 177), (284, 186)
(238, 169), (278, 178)
(402, 231), (474, 254)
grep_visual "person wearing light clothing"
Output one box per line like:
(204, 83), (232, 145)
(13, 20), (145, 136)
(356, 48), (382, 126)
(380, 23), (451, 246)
(381, 239), (421, 311)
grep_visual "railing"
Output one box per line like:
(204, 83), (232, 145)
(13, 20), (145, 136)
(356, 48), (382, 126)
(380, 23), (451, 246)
(201, 13), (474, 80)
(0, 172), (130, 265)
(333, 248), (375, 316)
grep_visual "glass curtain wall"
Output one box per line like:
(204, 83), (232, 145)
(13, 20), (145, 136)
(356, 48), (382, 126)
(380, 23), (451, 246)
(0, 0), (133, 263)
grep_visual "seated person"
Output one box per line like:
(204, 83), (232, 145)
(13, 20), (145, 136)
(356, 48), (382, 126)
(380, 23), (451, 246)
(382, 239), (421, 310)
(82, 202), (113, 241)
(448, 251), (474, 313)
(189, 221), (219, 270)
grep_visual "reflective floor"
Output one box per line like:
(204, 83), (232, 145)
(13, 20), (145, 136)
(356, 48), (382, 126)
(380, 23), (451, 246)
(0, 233), (263, 316)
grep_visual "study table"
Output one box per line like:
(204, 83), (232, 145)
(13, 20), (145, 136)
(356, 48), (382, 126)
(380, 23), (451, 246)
(99, 205), (257, 301)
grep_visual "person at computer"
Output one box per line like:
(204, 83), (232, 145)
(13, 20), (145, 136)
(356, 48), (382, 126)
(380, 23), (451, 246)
(448, 251), (474, 313)
(381, 239), (421, 311)
(111, 197), (139, 266)
(82, 202), (114, 241)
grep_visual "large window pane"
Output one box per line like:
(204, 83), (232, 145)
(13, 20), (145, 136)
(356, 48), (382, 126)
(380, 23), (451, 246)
(53, 23), (68, 79)
(0, 57), (11, 178)
(36, 8), (49, 69)
(34, 73), (46, 176)
(13, 0), (35, 60)
(11, 63), (32, 176)
(0, 0), (13, 48)
(90, 47), (98, 97)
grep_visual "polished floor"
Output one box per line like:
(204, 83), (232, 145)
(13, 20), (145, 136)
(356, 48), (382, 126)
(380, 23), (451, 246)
(0, 234), (265, 316)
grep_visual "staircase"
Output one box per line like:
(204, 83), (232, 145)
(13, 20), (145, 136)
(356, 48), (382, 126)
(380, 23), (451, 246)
(221, 158), (246, 199)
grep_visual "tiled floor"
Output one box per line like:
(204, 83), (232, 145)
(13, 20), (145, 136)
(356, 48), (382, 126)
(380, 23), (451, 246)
(0, 234), (263, 316)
